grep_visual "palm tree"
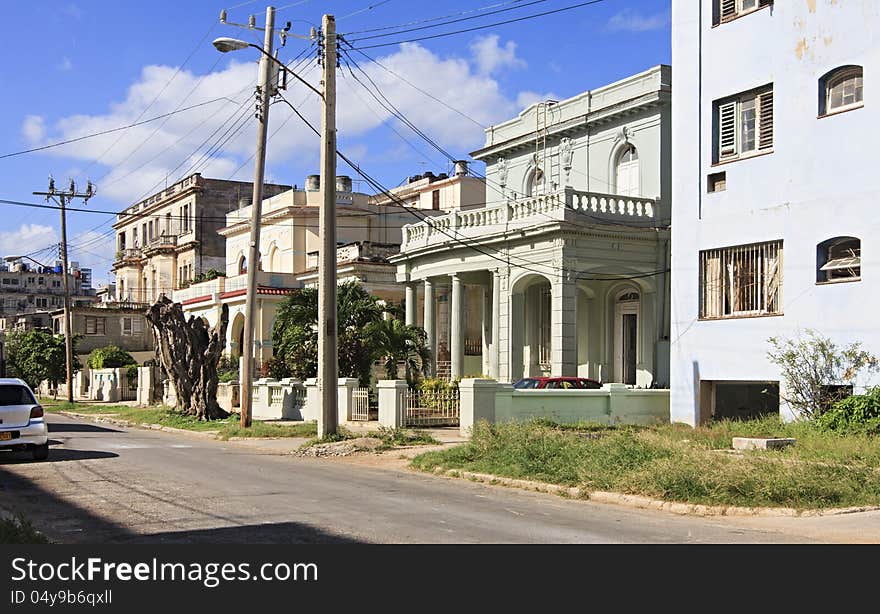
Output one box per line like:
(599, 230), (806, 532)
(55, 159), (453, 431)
(272, 281), (390, 385)
(367, 318), (431, 385)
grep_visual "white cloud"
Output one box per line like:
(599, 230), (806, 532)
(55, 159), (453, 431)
(516, 90), (558, 109)
(0, 225), (58, 260)
(22, 116), (45, 143)
(22, 39), (542, 205)
(470, 35), (526, 75)
(606, 9), (671, 32)
(58, 57), (73, 71)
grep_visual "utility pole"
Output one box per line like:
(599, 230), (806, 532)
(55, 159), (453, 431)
(239, 5), (275, 429)
(33, 177), (95, 404)
(318, 14), (338, 438)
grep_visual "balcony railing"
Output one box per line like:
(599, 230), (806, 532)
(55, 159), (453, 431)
(145, 233), (178, 250)
(117, 248), (143, 262)
(400, 188), (663, 251)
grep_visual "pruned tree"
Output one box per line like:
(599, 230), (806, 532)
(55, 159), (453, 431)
(146, 296), (229, 420)
(767, 329), (879, 419)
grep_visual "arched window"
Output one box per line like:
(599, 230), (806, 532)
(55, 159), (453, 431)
(817, 237), (861, 283)
(526, 166), (545, 197)
(820, 66), (864, 116)
(615, 145), (640, 197)
(238, 255), (247, 275)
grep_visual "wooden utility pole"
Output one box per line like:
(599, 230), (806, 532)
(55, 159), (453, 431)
(33, 177), (95, 404)
(318, 14), (338, 438)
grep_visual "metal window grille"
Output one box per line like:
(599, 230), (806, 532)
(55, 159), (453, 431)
(700, 241), (783, 319)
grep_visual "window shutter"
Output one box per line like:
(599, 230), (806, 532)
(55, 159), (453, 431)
(718, 100), (738, 159)
(758, 90), (774, 150)
(720, 0), (737, 21)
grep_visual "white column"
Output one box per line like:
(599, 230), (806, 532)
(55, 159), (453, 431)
(551, 275), (578, 377)
(491, 270), (501, 380)
(450, 274), (464, 380)
(423, 279), (436, 376)
(481, 284), (491, 377)
(405, 283), (416, 326)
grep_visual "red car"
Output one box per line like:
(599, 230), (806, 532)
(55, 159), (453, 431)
(513, 377), (602, 390)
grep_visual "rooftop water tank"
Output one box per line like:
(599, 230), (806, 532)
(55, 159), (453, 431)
(306, 175), (321, 191)
(336, 175), (352, 193)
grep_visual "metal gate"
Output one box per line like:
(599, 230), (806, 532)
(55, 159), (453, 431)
(120, 372), (138, 401)
(403, 388), (459, 427)
(352, 388), (370, 421)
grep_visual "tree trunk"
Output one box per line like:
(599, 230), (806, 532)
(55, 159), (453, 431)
(145, 297), (230, 421)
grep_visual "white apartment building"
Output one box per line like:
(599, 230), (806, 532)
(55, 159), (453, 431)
(671, 0), (879, 423)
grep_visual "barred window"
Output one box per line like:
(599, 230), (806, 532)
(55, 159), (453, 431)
(700, 241), (783, 319)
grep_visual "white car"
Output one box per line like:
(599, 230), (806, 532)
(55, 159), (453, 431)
(0, 378), (49, 461)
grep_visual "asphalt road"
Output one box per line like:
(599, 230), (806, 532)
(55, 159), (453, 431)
(0, 413), (867, 544)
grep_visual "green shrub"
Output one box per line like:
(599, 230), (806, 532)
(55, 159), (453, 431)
(417, 377), (459, 392)
(814, 388), (880, 434)
(217, 355), (239, 383)
(87, 346), (137, 369)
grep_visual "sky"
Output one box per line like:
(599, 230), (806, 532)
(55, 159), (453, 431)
(0, 0), (670, 287)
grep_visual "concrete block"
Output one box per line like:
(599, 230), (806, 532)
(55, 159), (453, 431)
(732, 437), (796, 451)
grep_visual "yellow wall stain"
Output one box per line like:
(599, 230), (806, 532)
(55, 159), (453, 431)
(806, 0), (817, 13)
(795, 38), (809, 59)
(824, 35), (833, 46)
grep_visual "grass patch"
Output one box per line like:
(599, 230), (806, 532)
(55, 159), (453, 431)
(41, 397), (317, 439)
(0, 514), (50, 544)
(411, 419), (880, 510)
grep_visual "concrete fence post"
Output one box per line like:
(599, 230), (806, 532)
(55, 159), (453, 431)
(337, 378), (359, 424)
(459, 379), (499, 437)
(606, 383), (629, 424)
(378, 380), (408, 428)
(303, 378), (319, 422)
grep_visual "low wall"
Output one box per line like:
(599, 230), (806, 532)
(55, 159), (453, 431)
(460, 379), (669, 436)
(250, 378), (307, 421)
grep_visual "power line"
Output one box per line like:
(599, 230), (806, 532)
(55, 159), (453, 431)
(340, 0), (394, 21)
(347, 0), (608, 50)
(342, 44), (486, 129)
(0, 98), (238, 160)
(346, 0), (549, 43)
(87, 23), (220, 178)
(342, 0), (533, 35)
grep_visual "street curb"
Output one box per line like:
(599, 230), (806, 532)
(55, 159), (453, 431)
(432, 468), (880, 518)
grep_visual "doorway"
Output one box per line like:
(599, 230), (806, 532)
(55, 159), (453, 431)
(614, 292), (639, 385)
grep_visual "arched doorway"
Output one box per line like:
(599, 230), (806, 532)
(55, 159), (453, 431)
(229, 312), (245, 360)
(510, 274), (553, 380)
(614, 290), (640, 385)
(615, 144), (640, 197)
